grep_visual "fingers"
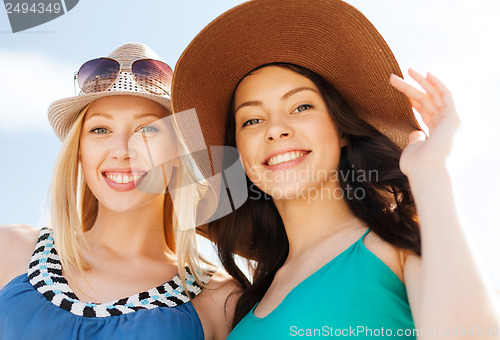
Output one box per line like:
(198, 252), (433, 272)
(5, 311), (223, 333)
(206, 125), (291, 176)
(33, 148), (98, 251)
(390, 73), (439, 119)
(426, 72), (454, 108)
(408, 68), (444, 109)
(391, 70), (452, 110)
(422, 71), (460, 127)
(390, 73), (422, 100)
(409, 98), (433, 123)
(426, 72), (450, 94)
(390, 69), (460, 134)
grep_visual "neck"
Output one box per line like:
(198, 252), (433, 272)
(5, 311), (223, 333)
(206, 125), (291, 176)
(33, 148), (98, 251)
(273, 181), (363, 259)
(85, 194), (173, 259)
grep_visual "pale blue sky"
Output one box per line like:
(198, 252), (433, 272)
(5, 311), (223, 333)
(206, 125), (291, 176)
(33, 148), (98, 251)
(0, 0), (499, 288)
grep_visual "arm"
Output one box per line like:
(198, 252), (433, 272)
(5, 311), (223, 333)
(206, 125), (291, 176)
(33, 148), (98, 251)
(192, 270), (241, 339)
(391, 70), (499, 339)
(0, 224), (39, 289)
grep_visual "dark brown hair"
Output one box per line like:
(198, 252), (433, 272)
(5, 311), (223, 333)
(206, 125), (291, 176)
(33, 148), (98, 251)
(209, 63), (421, 328)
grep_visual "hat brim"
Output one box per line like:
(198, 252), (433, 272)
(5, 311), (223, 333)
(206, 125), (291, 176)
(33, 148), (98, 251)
(48, 91), (172, 141)
(172, 0), (423, 150)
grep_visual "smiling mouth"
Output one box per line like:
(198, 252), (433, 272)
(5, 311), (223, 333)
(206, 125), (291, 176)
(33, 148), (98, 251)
(265, 150), (311, 166)
(102, 171), (147, 184)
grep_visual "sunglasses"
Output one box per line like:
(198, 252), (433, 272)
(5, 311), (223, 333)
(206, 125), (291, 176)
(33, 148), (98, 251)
(73, 57), (173, 96)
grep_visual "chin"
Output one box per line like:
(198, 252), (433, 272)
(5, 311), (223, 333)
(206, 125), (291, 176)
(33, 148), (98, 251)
(263, 179), (341, 202)
(259, 182), (307, 200)
(100, 202), (140, 214)
(98, 196), (156, 215)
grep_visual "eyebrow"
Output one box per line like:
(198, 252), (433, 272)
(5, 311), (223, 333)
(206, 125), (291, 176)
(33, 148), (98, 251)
(85, 112), (163, 120)
(281, 87), (318, 100)
(234, 86), (318, 113)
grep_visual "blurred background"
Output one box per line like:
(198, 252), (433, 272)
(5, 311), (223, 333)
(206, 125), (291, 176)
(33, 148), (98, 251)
(1, 0), (499, 291)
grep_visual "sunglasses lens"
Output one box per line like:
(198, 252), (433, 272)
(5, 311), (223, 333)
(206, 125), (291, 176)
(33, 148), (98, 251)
(132, 60), (173, 95)
(77, 58), (120, 93)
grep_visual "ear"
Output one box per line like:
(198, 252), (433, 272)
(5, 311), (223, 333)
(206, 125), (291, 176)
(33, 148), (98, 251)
(171, 153), (181, 168)
(340, 133), (348, 148)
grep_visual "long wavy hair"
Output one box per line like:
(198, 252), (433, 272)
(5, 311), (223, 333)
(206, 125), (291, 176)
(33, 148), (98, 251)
(209, 63), (422, 327)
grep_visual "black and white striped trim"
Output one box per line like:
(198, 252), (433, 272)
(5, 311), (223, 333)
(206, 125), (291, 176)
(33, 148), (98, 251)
(28, 228), (213, 318)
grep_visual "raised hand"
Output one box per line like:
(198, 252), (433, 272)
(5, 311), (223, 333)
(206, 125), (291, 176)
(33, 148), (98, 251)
(390, 69), (461, 178)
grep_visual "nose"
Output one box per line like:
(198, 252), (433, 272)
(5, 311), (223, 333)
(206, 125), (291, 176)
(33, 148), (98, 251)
(110, 134), (135, 160)
(265, 117), (293, 142)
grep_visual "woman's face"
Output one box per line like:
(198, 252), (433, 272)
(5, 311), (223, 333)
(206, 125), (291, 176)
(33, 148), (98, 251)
(233, 66), (345, 200)
(79, 95), (177, 213)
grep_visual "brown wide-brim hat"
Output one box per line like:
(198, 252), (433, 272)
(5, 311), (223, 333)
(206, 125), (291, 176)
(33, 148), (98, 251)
(48, 42), (173, 141)
(172, 0), (423, 153)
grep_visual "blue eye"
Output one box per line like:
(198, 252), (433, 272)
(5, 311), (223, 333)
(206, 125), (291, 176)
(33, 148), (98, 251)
(139, 125), (160, 134)
(294, 104), (313, 113)
(242, 118), (263, 127)
(90, 127), (109, 134)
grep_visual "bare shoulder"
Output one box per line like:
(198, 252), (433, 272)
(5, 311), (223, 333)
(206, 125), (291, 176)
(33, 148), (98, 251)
(192, 269), (242, 339)
(0, 224), (40, 289)
(362, 230), (409, 283)
(196, 269), (241, 312)
(206, 269), (241, 293)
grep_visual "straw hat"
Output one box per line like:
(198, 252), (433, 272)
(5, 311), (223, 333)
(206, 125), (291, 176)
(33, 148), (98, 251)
(171, 0), (423, 151)
(48, 42), (172, 141)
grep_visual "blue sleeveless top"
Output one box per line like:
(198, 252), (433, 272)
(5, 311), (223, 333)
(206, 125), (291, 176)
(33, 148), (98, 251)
(0, 228), (212, 339)
(228, 229), (416, 339)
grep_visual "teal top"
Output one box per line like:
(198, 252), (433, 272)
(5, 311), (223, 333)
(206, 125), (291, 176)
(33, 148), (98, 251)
(228, 229), (416, 339)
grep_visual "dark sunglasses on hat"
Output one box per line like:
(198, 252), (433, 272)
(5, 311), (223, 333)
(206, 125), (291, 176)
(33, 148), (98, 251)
(73, 57), (173, 96)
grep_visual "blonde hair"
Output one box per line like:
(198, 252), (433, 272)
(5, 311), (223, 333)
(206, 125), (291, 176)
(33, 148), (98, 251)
(49, 104), (214, 292)
(170, 126), (216, 287)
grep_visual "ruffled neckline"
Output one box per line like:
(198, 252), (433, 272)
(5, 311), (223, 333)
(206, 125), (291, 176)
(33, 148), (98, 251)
(28, 228), (212, 318)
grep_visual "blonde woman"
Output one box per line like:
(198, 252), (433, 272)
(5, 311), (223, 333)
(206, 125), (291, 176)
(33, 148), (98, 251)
(0, 43), (237, 339)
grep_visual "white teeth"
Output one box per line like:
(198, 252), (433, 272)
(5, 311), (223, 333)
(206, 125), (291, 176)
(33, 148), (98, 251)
(267, 151), (307, 166)
(105, 172), (144, 184)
